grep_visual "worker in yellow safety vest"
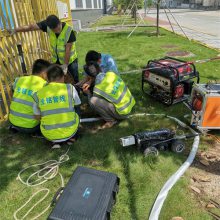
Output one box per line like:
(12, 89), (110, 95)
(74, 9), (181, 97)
(11, 15), (79, 83)
(83, 62), (136, 129)
(33, 64), (81, 148)
(9, 59), (51, 133)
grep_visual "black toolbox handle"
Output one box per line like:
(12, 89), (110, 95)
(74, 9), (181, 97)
(51, 187), (64, 206)
(185, 133), (200, 139)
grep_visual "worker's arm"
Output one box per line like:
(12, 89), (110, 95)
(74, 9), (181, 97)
(60, 30), (76, 74)
(75, 76), (91, 88)
(33, 100), (41, 121)
(15, 24), (40, 33)
(64, 42), (73, 66)
(82, 77), (94, 90)
(72, 85), (81, 117)
(34, 115), (41, 121)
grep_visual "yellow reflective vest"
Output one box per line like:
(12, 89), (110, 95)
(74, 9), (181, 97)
(33, 83), (79, 141)
(9, 75), (46, 128)
(47, 23), (77, 64)
(93, 71), (135, 115)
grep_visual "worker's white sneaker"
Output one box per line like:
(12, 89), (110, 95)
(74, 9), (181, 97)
(51, 144), (61, 149)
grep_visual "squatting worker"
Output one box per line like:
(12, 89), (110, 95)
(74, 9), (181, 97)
(33, 64), (81, 148)
(12, 15), (79, 83)
(9, 59), (51, 133)
(83, 62), (135, 129)
(76, 50), (119, 90)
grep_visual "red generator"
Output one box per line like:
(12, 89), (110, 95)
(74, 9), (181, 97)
(142, 57), (200, 105)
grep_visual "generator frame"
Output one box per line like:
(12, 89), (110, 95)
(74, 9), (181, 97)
(142, 56), (200, 106)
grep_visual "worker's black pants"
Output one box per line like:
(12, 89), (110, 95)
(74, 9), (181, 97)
(68, 59), (79, 83)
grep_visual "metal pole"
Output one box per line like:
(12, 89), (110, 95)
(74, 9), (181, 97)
(103, 0), (107, 14)
(156, 0), (161, 36)
(17, 44), (27, 74)
(144, 0), (147, 17)
(134, 1), (137, 24)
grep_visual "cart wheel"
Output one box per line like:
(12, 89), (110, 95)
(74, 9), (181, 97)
(171, 140), (185, 153)
(158, 143), (168, 151)
(144, 147), (159, 157)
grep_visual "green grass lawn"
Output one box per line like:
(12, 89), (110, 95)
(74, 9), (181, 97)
(1, 15), (220, 220)
(90, 15), (143, 28)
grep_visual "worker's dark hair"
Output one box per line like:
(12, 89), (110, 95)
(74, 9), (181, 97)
(46, 15), (60, 29)
(47, 64), (64, 82)
(32, 59), (51, 75)
(85, 50), (101, 64)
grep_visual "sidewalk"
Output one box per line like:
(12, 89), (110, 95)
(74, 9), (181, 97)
(140, 9), (220, 50)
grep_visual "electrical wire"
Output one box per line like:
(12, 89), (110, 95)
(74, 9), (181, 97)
(13, 147), (70, 220)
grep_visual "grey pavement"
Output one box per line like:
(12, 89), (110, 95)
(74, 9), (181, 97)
(139, 9), (220, 50)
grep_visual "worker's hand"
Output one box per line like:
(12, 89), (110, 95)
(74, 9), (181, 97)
(82, 85), (91, 95)
(61, 64), (68, 75)
(6, 28), (16, 35)
(82, 83), (91, 91)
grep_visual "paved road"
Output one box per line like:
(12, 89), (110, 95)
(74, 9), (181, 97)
(139, 9), (220, 50)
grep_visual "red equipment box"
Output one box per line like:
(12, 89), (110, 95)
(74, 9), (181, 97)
(190, 84), (220, 132)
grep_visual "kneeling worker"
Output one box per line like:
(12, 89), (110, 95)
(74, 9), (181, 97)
(83, 62), (135, 129)
(9, 59), (51, 133)
(77, 50), (119, 90)
(33, 65), (81, 147)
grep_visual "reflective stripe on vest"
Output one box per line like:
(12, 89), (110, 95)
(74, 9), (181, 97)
(93, 85), (128, 104)
(94, 72), (135, 115)
(42, 119), (76, 130)
(41, 108), (75, 117)
(10, 110), (35, 119)
(118, 96), (134, 112)
(36, 83), (79, 140)
(9, 76), (46, 128)
(47, 24), (77, 64)
(12, 97), (33, 107)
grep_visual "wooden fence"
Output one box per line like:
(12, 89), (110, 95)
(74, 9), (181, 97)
(0, 0), (72, 121)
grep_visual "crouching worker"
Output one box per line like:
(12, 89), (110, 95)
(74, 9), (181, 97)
(9, 59), (51, 133)
(83, 62), (135, 129)
(33, 64), (81, 148)
(76, 50), (119, 90)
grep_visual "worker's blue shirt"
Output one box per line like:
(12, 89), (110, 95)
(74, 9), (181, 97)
(100, 54), (119, 75)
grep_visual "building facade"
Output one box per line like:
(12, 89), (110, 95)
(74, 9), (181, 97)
(70, 0), (113, 28)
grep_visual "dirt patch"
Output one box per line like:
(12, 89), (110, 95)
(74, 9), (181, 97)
(162, 44), (178, 49)
(189, 140), (220, 218)
(166, 51), (195, 57)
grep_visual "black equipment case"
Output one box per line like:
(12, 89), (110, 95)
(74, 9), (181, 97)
(48, 166), (120, 220)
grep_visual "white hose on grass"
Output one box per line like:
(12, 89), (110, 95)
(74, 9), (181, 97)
(149, 135), (199, 220)
(128, 113), (200, 220)
(80, 117), (102, 123)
